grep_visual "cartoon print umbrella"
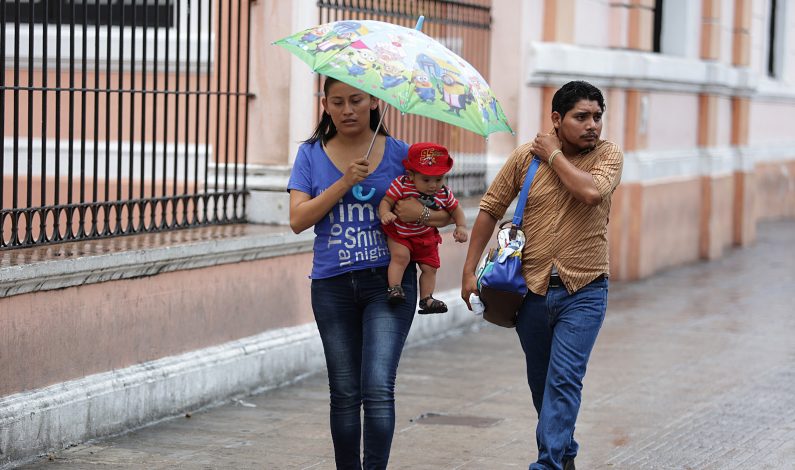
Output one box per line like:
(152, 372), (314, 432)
(274, 16), (513, 148)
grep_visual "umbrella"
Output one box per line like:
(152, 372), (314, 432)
(274, 16), (513, 150)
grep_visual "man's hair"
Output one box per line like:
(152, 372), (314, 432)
(551, 81), (605, 118)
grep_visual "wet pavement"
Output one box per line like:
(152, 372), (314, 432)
(20, 220), (795, 469)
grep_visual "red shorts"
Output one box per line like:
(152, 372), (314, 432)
(381, 223), (443, 269)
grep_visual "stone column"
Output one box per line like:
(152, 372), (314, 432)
(245, 0), (318, 224)
(731, 0), (755, 246)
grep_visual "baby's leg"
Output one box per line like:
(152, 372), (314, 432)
(417, 263), (437, 300)
(387, 238), (411, 287)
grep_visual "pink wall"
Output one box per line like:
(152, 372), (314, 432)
(645, 92), (700, 150)
(0, 253), (314, 396)
(638, 178), (702, 278)
(755, 160), (795, 220)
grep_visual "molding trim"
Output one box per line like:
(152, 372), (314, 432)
(0, 288), (478, 468)
(2, 138), (211, 179)
(527, 43), (761, 97)
(619, 143), (795, 184)
(0, 229), (313, 298)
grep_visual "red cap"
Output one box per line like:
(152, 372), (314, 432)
(403, 142), (454, 176)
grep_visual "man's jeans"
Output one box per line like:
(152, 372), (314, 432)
(311, 264), (417, 470)
(515, 276), (608, 470)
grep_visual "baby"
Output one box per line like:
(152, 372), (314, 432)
(379, 142), (468, 314)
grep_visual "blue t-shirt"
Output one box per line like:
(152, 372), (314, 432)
(287, 136), (410, 279)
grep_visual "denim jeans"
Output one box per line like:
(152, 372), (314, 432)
(515, 276), (608, 470)
(311, 264), (417, 470)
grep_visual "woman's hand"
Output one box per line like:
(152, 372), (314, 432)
(393, 197), (423, 222)
(342, 157), (370, 187)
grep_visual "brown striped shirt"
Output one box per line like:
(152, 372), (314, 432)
(479, 139), (623, 295)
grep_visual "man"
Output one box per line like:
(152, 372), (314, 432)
(461, 81), (623, 470)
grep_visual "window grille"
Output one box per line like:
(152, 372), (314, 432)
(3, 0), (175, 28)
(1, 0), (251, 249)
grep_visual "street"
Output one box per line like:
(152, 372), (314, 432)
(22, 221), (795, 469)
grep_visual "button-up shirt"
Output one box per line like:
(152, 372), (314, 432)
(479, 140), (623, 295)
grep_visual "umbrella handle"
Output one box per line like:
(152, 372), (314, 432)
(363, 101), (390, 161)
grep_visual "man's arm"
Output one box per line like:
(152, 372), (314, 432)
(460, 210), (498, 309)
(531, 133), (601, 206)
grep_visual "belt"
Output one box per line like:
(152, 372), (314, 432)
(548, 273), (605, 288)
(548, 275), (565, 288)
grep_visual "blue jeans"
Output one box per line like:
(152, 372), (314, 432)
(311, 264), (417, 470)
(515, 276), (608, 470)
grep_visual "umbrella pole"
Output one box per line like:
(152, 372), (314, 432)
(363, 102), (390, 161)
(363, 15), (424, 161)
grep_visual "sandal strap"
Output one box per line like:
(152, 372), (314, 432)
(420, 296), (442, 307)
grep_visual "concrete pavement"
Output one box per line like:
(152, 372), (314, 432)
(19, 220), (795, 469)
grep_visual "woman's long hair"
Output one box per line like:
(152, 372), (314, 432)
(304, 76), (391, 144)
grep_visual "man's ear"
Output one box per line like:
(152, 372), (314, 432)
(551, 111), (562, 130)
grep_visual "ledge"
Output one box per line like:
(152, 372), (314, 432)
(0, 201), (485, 299)
(0, 224), (313, 298)
(527, 42), (759, 96)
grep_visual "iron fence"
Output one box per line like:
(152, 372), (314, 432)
(317, 0), (493, 197)
(1, 0), (251, 250)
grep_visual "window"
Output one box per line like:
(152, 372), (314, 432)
(2, 0), (211, 73)
(4, 0), (174, 28)
(653, 0), (663, 53)
(768, 0), (778, 77)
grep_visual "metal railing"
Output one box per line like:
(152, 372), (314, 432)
(317, 0), (493, 197)
(1, 0), (251, 250)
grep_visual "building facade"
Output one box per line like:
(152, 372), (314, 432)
(1, 0), (793, 465)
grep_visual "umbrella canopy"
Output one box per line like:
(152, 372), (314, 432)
(274, 18), (513, 138)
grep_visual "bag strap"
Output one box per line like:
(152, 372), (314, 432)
(511, 156), (541, 226)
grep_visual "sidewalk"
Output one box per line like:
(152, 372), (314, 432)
(21, 221), (795, 469)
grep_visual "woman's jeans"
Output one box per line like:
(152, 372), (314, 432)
(311, 264), (417, 470)
(516, 276), (608, 470)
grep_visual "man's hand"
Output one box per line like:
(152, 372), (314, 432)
(461, 210), (498, 311)
(453, 226), (468, 243)
(461, 271), (479, 311)
(529, 131), (561, 162)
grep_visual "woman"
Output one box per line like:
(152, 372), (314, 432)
(287, 76), (450, 469)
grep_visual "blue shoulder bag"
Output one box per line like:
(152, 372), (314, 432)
(476, 157), (540, 327)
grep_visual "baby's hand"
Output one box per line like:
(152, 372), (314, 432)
(381, 212), (397, 225)
(453, 226), (468, 243)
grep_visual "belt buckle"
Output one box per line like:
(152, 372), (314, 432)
(549, 275), (563, 288)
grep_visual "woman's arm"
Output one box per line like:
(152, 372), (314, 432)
(393, 197), (453, 227)
(289, 156), (370, 233)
